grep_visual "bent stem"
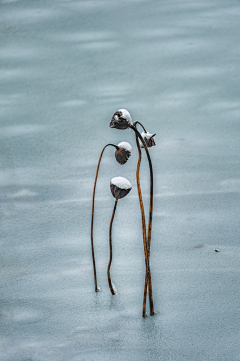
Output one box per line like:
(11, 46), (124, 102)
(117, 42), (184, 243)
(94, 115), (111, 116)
(130, 125), (155, 317)
(107, 198), (118, 295)
(134, 121), (147, 133)
(91, 143), (118, 292)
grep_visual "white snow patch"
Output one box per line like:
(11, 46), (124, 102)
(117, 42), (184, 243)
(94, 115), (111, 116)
(117, 141), (132, 151)
(139, 131), (155, 147)
(118, 109), (132, 124)
(110, 176), (132, 190)
(141, 131), (154, 139)
(10, 189), (37, 199)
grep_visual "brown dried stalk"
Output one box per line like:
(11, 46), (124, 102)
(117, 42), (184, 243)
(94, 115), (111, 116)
(130, 125), (155, 317)
(91, 144), (117, 292)
(107, 198), (118, 295)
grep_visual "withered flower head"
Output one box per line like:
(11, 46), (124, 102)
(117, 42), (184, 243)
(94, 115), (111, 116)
(109, 109), (132, 130)
(110, 176), (132, 200)
(140, 131), (156, 148)
(115, 141), (132, 165)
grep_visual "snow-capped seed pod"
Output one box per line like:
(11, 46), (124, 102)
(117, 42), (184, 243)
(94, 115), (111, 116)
(140, 131), (156, 148)
(108, 176), (132, 296)
(109, 109), (132, 130)
(110, 176), (132, 200)
(115, 141), (132, 165)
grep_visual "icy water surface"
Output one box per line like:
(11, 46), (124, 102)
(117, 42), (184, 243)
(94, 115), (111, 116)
(1, 0), (240, 360)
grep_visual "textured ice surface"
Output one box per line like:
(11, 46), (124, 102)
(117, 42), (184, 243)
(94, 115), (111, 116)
(0, 1), (240, 361)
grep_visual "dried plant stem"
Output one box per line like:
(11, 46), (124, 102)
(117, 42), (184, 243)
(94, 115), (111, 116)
(134, 121), (147, 133)
(135, 133), (153, 317)
(130, 125), (155, 317)
(107, 198), (118, 295)
(91, 144), (117, 292)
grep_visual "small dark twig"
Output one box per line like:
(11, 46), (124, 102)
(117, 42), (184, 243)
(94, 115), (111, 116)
(107, 199), (118, 295)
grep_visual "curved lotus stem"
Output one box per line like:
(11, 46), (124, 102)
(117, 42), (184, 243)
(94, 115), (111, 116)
(134, 120), (147, 133)
(91, 143), (118, 292)
(107, 198), (118, 295)
(130, 125), (155, 317)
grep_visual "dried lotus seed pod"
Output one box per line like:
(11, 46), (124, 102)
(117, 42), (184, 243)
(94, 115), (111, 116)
(115, 141), (132, 165)
(110, 176), (132, 200)
(109, 109), (132, 130)
(140, 131), (156, 148)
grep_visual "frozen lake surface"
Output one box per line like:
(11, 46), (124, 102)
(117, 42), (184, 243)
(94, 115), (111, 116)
(0, 0), (240, 360)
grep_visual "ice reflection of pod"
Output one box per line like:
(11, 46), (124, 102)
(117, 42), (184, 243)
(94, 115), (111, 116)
(91, 143), (132, 293)
(107, 177), (132, 295)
